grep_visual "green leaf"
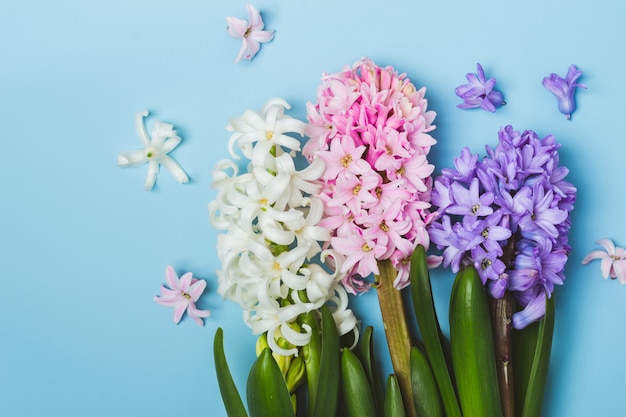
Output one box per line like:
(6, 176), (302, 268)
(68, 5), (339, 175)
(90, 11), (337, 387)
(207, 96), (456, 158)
(514, 295), (555, 417)
(246, 348), (295, 417)
(384, 374), (407, 417)
(341, 348), (378, 417)
(355, 326), (385, 417)
(449, 266), (502, 417)
(213, 328), (248, 417)
(410, 346), (443, 417)
(409, 245), (461, 417)
(312, 305), (340, 417)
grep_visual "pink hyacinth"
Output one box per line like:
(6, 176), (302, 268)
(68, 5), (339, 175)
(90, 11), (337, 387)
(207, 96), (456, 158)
(154, 265), (210, 326)
(304, 58), (438, 292)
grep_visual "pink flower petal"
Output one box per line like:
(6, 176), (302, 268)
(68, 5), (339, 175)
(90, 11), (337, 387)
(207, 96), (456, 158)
(595, 238), (616, 255)
(188, 303), (211, 326)
(165, 265), (180, 289)
(178, 272), (193, 292)
(249, 30), (273, 43)
(156, 286), (182, 301)
(188, 279), (207, 301)
(243, 39), (261, 61)
(581, 249), (608, 265)
(614, 260), (626, 285)
(246, 4), (263, 30)
(599, 256), (614, 279)
(226, 16), (248, 39)
(172, 301), (189, 324)
(153, 296), (179, 307)
(234, 38), (252, 63)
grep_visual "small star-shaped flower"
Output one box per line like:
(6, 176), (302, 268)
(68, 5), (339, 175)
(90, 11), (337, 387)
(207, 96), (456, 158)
(226, 4), (274, 63)
(118, 111), (189, 190)
(153, 265), (210, 326)
(455, 63), (505, 113)
(582, 239), (626, 284)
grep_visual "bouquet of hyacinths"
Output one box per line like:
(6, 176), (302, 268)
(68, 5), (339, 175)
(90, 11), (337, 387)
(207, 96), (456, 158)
(209, 59), (575, 417)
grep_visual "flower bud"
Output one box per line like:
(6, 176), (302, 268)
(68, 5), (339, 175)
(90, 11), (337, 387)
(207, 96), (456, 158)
(285, 356), (305, 393)
(255, 333), (270, 357)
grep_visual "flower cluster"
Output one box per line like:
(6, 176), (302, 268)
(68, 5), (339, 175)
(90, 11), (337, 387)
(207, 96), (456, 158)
(303, 58), (438, 293)
(430, 126), (576, 328)
(209, 98), (358, 356)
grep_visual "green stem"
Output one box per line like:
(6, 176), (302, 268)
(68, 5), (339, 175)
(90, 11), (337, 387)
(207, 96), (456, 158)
(490, 291), (516, 417)
(491, 237), (517, 417)
(375, 259), (416, 417)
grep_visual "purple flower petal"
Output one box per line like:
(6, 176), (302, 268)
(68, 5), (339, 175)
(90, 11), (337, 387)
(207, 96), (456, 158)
(513, 289), (547, 329)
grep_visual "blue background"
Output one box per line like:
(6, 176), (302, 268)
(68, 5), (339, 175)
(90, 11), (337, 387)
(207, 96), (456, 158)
(2, 0), (625, 416)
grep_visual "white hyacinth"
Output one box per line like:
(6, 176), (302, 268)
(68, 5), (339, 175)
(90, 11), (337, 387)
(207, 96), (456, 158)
(118, 111), (189, 190)
(209, 98), (359, 356)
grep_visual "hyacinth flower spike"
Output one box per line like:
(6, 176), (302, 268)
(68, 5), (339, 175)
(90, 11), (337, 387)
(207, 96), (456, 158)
(430, 125), (576, 417)
(455, 63), (505, 112)
(226, 4), (274, 62)
(542, 64), (586, 120)
(304, 58), (439, 417)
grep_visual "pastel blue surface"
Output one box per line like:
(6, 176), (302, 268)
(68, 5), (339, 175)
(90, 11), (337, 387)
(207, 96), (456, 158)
(2, 1), (625, 416)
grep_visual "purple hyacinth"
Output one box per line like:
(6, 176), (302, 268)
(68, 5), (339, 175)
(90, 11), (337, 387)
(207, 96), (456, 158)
(455, 63), (506, 113)
(430, 125), (576, 329)
(542, 64), (586, 120)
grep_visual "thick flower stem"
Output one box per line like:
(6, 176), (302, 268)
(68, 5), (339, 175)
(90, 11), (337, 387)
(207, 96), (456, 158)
(375, 259), (417, 417)
(490, 291), (516, 417)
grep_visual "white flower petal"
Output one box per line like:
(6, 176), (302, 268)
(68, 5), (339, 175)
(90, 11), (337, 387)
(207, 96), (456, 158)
(151, 121), (176, 148)
(281, 269), (309, 291)
(263, 101), (284, 126)
(144, 160), (158, 190)
(134, 110), (150, 146)
(267, 325), (299, 357)
(211, 159), (240, 187)
(274, 117), (306, 137)
(160, 155), (189, 184)
(259, 222), (294, 246)
(261, 98), (290, 114)
(161, 135), (182, 154)
(117, 150), (147, 167)
(280, 322), (312, 351)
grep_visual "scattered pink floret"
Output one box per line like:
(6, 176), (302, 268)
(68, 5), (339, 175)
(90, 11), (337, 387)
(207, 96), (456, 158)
(153, 265), (211, 325)
(226, 4), (274, 63)
(581, 239), (626, 284)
